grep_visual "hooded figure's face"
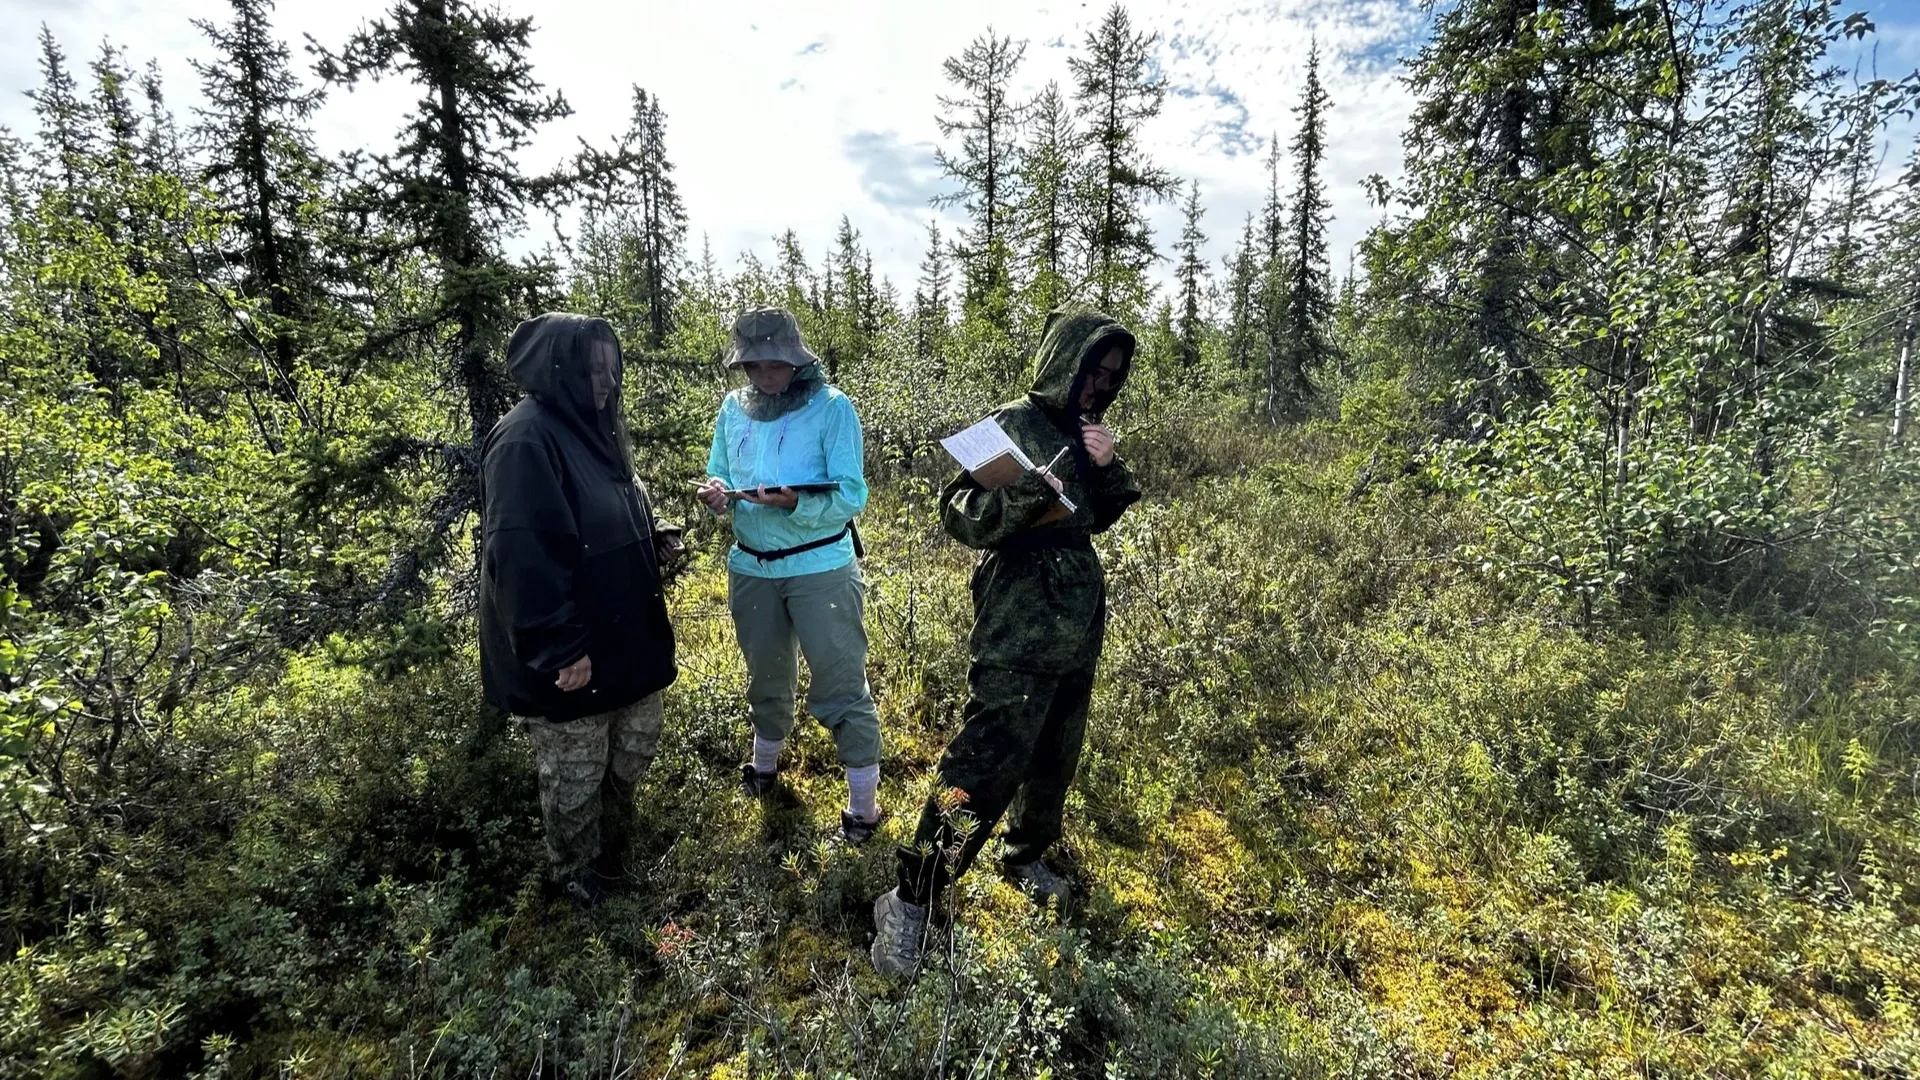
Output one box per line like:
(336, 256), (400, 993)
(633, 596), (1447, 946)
(591, 339), (619, 411)
(504, 312), (634, 477)
(1027, 307), (1135, 423)
(1078, 344), (1128, 412)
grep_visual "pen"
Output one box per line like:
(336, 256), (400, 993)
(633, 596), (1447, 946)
(1040, 444), (1071, 476)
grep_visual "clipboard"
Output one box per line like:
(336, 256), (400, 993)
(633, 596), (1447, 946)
(723, 481), (842, 499)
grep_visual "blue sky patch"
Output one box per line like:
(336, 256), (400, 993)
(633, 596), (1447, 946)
(843, 130), (947, 212)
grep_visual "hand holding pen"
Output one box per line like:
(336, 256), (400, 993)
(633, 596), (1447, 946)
(1033, 444), (1071, 498)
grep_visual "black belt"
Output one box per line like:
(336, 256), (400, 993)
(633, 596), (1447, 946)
(994, 530), (1093, 553)
(737, 522), (864, 563)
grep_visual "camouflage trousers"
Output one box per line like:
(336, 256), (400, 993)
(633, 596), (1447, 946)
(896, 663), (1094, 906)
(520, 692), (663, 881)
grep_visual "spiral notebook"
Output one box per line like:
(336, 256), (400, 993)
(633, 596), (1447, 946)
(940, 417), (1076, 524)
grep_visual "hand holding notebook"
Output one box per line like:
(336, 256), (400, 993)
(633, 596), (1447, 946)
(940, 417), (1076, 526)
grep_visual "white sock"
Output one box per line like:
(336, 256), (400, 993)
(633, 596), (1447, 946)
(846, 763), (880, 821)
(752, 735), (784, 775)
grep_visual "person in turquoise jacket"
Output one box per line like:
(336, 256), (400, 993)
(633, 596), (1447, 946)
(696, 307), (882, 844)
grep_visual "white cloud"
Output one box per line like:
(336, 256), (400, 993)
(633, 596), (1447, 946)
(0, 0), (1429, 303)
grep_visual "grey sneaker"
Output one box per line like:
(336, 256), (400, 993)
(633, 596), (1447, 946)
(1004, 860), (1073, 909)
(870, 888), (928, 977)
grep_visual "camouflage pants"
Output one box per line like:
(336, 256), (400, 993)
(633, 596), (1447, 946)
(896, 663), (1094, 905)
(520, 692), (663, 881)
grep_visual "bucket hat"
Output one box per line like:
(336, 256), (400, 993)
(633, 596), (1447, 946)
(725, 307), (822, 368)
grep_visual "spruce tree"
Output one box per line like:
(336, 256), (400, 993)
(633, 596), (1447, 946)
(1258, 134), (1289, 421)
(313, 0), (635, 613)
(1173, 179), (1208, 382)
(1223, 215), (1261, 391)
(316, 0), (572, 450)
(1068, 3), (1177, 315)
(914, 220), (951, 361)
(827, 216), (875, 373)
(573, 86), (687, 352)
(626, 87), (686, 350)
(1011, 81), (1079, 319)
(191, 0), (329, 386)
(1281, 40), (1335, 414)
(1390, 0), (1605, 420)
(28, 27), (92, 194)
(773, 228), (814, 320)
(934, 30), (1027, 322)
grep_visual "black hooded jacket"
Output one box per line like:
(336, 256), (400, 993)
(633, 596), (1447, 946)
(478, 313), (677, 721)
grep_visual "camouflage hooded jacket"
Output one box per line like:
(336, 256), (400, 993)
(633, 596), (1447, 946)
(940, 308), (1143, 674)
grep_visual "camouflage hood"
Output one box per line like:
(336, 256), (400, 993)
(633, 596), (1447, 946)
(505, 312), (634, 478)
(1025, 307), (1136, 424)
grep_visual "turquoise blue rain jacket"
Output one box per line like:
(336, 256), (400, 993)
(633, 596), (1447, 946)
(705, 386), (869, 579)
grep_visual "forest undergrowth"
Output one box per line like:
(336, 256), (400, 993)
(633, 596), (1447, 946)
(4, 415), (1914, 1079)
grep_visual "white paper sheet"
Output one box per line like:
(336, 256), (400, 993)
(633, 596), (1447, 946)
(939, 417), (1076, 513)
(940, 416), (1035, 471)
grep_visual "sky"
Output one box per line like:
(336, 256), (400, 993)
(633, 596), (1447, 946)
(1, 0), (1916, 307)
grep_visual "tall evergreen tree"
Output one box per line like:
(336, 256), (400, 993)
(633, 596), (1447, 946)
(773, 228), (814, 319)
(28, 27), (92, 193)
(89, 45), (141, 189)
(914, 220), (951, 361)
(1011, 80), (1079, 318)
(824, 216), (876, 373)
(573, 86), (687, 352)
(1385, 0), (1611, 423)
(934, 30), (1027, 322)
(136, 62), (184, 179)
(1223, 215), (1261, 388)
(191, 0), (329, 387)
(1280, 40), (1335, 414)
(89, 45), (190, 395)
(313, 0), (633, 611)
(1173, 179), (1208, 381)
(1258, 134), (1290, 420)
(625, 87), (686, 350)
(1068, 3), (1178, 315)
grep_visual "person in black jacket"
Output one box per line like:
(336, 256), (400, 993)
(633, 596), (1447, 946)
(478, 313), (680, 909)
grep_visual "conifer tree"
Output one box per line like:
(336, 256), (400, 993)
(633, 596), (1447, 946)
(313, 0), (638, 611)
(1173, 179), (1209, 381)
(826, 216), (875, 373)
(1258, 134), (1289, 420)
(315, 0), (578, 452)
(191, 0), (329, 385)
(1011, 80), (1079, 318)
(934, 29), (1026, 322)
(914, 220), (951, 361)
(1224, 215), (1261, 392)
(1068, 3), (1177, 315)
(1280, 40), (1335, 414)
(625, 87), (686, 350)
(573, 86), (686, 351)
(28, 27), (92, 194)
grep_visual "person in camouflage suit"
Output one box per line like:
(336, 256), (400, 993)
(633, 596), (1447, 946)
(872, 306), (1141, 975)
